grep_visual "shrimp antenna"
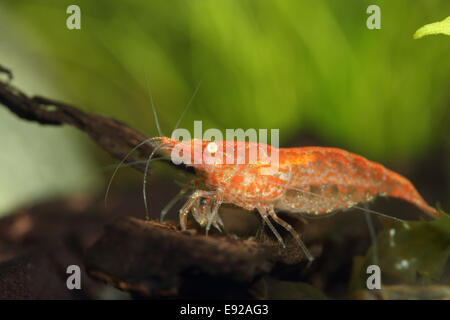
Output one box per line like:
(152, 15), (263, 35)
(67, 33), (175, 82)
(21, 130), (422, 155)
(174, 80), (202, 131)
(105, 137), (155, 207)
(143, 143), (171, 220)
(102, 157), (168, 172)
(364, 205), (379, 265)
(144, 72), (164, 137)
(289, 187), (405, 223)
(105, 72), (167, 209)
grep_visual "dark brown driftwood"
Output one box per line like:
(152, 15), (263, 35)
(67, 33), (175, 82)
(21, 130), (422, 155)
(0, 64), (157, 173)
(85, 217), (306, 298)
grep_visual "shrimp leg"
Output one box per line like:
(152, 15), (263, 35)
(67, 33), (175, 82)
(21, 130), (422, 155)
(205, 191), (224, 236)
(192, 198), (223, 232)
(256, 206), (286, 247)
(179, 190), (215, 230)
(160, 184), (190, 222)
(267, 207), (314, 263)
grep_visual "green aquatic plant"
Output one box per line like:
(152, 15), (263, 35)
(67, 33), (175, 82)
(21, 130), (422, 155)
(414, 16), (450, 39)
(349, 208), (450, 298)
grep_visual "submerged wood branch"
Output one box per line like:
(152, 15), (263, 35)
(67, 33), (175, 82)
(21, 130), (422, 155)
(85, 217), (307, 298)
(0, 64), (156, 173)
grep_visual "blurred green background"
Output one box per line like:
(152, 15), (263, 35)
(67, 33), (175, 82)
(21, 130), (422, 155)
(0, 0), (449, 215)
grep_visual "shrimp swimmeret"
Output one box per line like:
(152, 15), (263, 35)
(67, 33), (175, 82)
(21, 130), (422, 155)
(141, 137), (438, 263)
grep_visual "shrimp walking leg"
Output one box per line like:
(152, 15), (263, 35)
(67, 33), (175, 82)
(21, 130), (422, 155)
(205, 192), (224, 236)
(267, 208), (314, 263)
(178, 190), (216, 231)
(364, 203), (379, 266)
(207, 201), (225, 231)
(190, 199), (206, 226)
(191, 198), (223, 232)
(160, 185), (189, 222)
(256, 206), (286, 247)
(179, 197), (197, 231)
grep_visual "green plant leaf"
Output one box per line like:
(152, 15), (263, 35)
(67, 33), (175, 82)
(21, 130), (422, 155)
(349, 208), (450, 298)
(414, 16), (450, 39)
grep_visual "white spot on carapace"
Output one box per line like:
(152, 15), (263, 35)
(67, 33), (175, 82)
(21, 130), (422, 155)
(207, 142), (218, 154)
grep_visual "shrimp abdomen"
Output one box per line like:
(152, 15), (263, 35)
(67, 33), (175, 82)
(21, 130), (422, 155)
(277, 147), (437, 217)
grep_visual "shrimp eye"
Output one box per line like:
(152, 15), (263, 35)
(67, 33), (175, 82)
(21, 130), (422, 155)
(206, 142), (218, 155)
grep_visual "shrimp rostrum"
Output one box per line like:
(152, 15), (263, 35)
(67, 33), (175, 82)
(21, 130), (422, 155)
(146, 137), (438, 263)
